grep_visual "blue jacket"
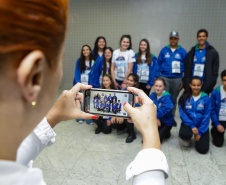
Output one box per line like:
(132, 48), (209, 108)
(211, 86), (223, 127)
(117, 103), (121, 109)
(149, 91), (174, 126)
(133, 53), (158, 86)
(108, 96), (112, 102)
(157, 45), (187, 78)
(179, 92), (210, 136)
(112, 104), (117, 111)
(112, 96), (117, 102)
(73, 58), (103, 88)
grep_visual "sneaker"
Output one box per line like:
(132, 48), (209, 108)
(86, 119), (94, 125)
(76, 119), (84, 124)
(95, 126), (102, 134)
(126, 133), (136, 143)
(181, 139), (190, 147)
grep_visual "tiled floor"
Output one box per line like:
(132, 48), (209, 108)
(33, 108), (226, 185)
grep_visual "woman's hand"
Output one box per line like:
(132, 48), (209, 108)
(123, 87), (161, 150)
(114, 82), (120, 90)
(121, 83), (127, 90)
(192, 127), (198, 135)
(146, 85), (151, 90)
(46, 83), (97, 128)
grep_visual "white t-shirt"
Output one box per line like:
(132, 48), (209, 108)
(81, 60), (94, 85)
(137, 55), (150, 83)
(219, 85), (226, 121)
(112, 49), (135, 81)
(192, 93), (201, 102)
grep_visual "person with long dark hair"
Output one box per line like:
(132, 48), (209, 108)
(149, 77), (174, 143)
(95, 74), (116, 134)
(111, 35), (135, 90)
(111, 73), (139, 143)
(92, 36), (106, 62)
(179, 76), (210, 154)
(210, 70), (226, 147)
(73, 45), (102, 124)
(133, 39), (158, 95)
(103, 47), (113, 75)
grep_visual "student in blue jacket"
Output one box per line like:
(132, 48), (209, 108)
(117, 100), (121, 113)
(112, 101), (117, 114)
(108, 94), (113, 104)
(112, 93), (117, 103)
(149, 77), (174, 143)
(179, 76), (210, 154)
(73, 45), (103, 88)
(133, 39), (158, 95)
(92, 36), (106, 64)
(211, 70), (226, 147)
(157, 31), (187, 116)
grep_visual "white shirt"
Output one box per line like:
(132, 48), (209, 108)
(1, 118), (169, 185)
(112, 49), (135, 81)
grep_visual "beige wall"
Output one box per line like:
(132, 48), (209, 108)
(61, 0), (226, 89)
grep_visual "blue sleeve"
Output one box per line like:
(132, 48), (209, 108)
(147, 56), (157, 87)
(93, 61), (103, 88)
(133, 62), (137, 74)
(157, 96), (174, 119)
(181, 49), (187, 75)
(211, 90), (220, 127)
(157, 51), (164, 77)
(198, 97), (211, 136)
(73, 59), (81, 86)
(179, 103), (195, 129)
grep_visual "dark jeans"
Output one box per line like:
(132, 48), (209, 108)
(158, 123), (172, 143)
(125, 120), (135, 135)
(95, 117), (112, 134)
(139, 82), (151, 96)
(179, 123), (209, 154)
(116, 79), (123, 90)
(211, 121), (226, 147)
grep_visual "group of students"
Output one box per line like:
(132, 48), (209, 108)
(73, 29), (224, 152)
(93, 93), (121, 113)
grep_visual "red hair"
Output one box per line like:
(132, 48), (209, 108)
(0, 0), (68, 67)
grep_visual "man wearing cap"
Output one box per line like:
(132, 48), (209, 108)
(157, 31), (187, 117)
(183, 29), (219, 94)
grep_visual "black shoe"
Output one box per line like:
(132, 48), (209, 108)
(126, 133), (136, 143)
(95, 126), (102, 134)
(164, 132), (171, 139)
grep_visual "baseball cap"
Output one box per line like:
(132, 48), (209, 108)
(169, 31), (179, 38)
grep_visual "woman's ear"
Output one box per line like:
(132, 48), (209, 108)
(17, 50), (46, 103)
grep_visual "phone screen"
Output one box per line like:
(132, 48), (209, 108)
(84, 89), (134, 118)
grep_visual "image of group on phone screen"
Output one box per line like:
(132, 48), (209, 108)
(93, 93), (121, 114)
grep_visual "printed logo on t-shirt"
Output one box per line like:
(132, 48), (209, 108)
(186, 102), (192, 109)
(175, 54), (181, 59)
(165, 53), (170, 58)
(116, 56), (125, 61)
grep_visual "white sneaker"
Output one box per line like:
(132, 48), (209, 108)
(78, 120), (84, 124)
(182, 140), (191, 147)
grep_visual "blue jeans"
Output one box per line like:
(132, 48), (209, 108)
(116, 80), (123, 90)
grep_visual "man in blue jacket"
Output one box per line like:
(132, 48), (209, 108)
(183, 29), (219, 94)
(157, 31), (187, 116)
(211, 70), (226, 147)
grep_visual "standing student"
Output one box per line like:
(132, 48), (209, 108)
(111, 73), (139, 143)
(183, 29), (219, 94)
(211, 70), (226, 147)
(111, 35), (136, 90)
(117, 100), (121, 113)
(92, 36), (106, 63)
(133, 39), (158, 95)
(112, 93), (117, 103)
(179, 76), (210, 154)
(157, 31), (187, 116)
(103, 47), (113, 75)
(95, 74), (116, 134)
(149, 77), (174, 143)
(73, 45), (103, 88)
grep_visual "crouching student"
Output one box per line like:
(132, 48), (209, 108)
(95, 74), (116, 134)
(149, 77), (174, 143)
(179, 76), (210, 154)
(211, 70), (226, 147)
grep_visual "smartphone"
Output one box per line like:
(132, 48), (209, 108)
(83, 88), (134, 118)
